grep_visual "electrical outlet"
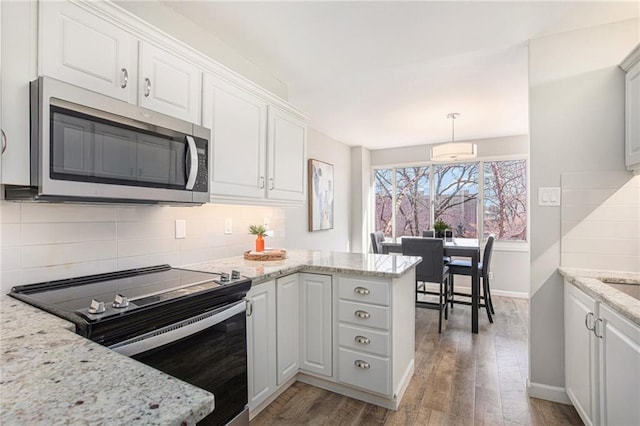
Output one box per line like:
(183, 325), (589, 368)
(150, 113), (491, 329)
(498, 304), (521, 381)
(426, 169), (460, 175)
(175, 220), (186, 239)
(224, 218), (233, 235)
(263, 218), (270, 229)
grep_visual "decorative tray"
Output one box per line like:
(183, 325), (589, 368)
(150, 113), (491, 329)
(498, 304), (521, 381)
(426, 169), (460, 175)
(243, 249), (287, 261)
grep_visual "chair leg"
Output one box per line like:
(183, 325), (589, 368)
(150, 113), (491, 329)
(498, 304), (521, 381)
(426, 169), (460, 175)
(443, 280), (449, 320)
(486, 277), (495, 314)
(438, 281), (443, 333)
(483, 277), (493, 323)
(449, 274), (455, 309)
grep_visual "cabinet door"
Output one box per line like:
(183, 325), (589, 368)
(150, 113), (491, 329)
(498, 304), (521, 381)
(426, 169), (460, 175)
(40, 1), (137, 104)
(276, 274), (299, 385)
(266, 107), (307, 201)
(598, 303), (640, 426)
(246, 281), (277, 411)
(626, 61), (640, 170)
(1, 0), (37, 185)
(203, 74), (267, 199)
(138, 42), (201, 124)
(564, 283), (598, 426)
(299, 273), (333, 377)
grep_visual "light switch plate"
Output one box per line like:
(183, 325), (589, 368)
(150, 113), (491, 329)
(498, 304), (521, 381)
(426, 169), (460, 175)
(538, 187), (561, 206)
(263, 217), (270, 229)
(224, 218), (233, 235)
(175, 220), (186, 239)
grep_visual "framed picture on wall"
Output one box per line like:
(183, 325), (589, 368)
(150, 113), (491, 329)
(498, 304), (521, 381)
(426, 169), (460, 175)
(308, 159), (334, 231)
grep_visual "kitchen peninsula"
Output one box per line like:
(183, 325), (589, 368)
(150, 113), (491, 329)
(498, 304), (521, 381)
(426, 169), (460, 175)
(0, 250), (420, 424)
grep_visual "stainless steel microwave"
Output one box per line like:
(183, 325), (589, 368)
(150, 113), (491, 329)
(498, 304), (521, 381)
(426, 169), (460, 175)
(5, 77), (210, 204)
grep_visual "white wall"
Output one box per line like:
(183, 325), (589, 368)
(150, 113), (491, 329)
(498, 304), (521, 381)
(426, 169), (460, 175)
(0, 201), (285, 294)
(350, 146), (372, 253)
(114, 1), (287, 99)
(284, 128), (351, 251)
(561, 171), (640, 272)
(528, 18), (639, 396)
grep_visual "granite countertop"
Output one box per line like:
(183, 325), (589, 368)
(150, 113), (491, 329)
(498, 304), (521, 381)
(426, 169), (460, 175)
(182, 249), (421, 285)
(0, 295), (215, 425)
(559, 267), (640, 326)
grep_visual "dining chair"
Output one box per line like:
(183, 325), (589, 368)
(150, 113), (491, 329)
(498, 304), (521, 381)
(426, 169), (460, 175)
(423, 230), (451, 264)
(447, 235), (495, 323)
(401, 237), (451, 333)
(370, 231), (385, 254)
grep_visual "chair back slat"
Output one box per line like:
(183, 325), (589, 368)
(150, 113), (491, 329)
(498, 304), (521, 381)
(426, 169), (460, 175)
(401, 237), (444, 283)
(483, 235), (495, 273)
(370, 231), (385, 254)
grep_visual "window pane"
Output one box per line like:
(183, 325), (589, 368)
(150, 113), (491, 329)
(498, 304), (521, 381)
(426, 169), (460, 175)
(374, 169), (393, 237)
(434, 163), (478, 238)
(484, 160), (527, 241)
(395, 167), (430, 237)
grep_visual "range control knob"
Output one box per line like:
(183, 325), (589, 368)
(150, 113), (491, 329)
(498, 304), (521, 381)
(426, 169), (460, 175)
(112, 294), (129, 309)
(220, 273), (230, 283)
(231, 270), (241, 280)
(88, 299), (106, 314)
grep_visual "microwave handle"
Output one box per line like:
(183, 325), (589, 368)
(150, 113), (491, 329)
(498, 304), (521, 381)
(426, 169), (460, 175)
(185, 135), (198, 190)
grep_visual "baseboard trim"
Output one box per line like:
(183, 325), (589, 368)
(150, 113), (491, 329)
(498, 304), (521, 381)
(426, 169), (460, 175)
(526, 379), (572, 405)
(491, 289), (529, 299)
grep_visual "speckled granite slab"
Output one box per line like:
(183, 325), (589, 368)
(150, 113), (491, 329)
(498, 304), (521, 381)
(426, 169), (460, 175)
(0, 295), (215, 426)
(182, 249), (422, 285)
(559, 267), (640, 326)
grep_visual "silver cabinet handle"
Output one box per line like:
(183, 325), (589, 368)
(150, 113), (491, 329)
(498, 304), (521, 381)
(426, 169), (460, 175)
(354, 287), (370, 296)
(354, 360), (370, 369)
(121, 68), (128, 88)
(354, 335), (370, 345)
(259, 176), (265, 189)
(269, 177), (274, 190)
(585, 312), (594, 331)
(246, 299), (253, 317)
(1, 129), (6, 154)
(355, 310), (370, 319)
(593, 318), (603, 339)
(144, 77), (151, 97)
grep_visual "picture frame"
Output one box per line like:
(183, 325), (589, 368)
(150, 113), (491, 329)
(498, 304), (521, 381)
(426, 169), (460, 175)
(308, 159), (334, 231)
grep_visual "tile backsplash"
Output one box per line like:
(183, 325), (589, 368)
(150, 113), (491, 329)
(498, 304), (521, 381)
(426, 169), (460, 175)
(0, 201), (285, 294)
(561, 171), (640, 272)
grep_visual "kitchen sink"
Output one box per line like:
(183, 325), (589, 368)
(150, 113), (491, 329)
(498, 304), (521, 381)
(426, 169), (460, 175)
(601, 280), (640, 301)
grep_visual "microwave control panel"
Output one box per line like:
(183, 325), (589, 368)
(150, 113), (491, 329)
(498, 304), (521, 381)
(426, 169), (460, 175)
(194, 137), (209, 193)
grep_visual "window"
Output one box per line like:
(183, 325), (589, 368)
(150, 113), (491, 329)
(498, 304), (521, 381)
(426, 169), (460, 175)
(483, 160), (527, 241)
(373, 158), (527, 243)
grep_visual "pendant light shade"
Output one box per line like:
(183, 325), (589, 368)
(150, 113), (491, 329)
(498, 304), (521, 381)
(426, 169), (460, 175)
(430, 113), (477, 161)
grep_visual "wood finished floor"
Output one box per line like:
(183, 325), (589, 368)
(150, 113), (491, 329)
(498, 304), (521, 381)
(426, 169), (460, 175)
(251, 296), (583, 426)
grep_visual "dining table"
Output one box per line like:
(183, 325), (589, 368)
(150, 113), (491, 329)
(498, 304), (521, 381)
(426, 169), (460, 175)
(381, 237), (482, 334)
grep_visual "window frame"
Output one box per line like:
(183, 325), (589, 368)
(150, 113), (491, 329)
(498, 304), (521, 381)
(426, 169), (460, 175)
(372, 154), (529, 251)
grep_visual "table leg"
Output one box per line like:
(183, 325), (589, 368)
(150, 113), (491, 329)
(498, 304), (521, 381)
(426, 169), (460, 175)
(472, 251), (479, 334)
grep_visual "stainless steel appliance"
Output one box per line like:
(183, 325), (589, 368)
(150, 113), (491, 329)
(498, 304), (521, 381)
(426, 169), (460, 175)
(5, 77), (210, 204)
(10, 265), (250, 426)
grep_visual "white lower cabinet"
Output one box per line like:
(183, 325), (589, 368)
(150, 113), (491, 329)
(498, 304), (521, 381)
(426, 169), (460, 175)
(299, 273), (332, 377)
(246, 280), (277, 411)
(564, 281), (640, 426)
(276, 274), (299, 385)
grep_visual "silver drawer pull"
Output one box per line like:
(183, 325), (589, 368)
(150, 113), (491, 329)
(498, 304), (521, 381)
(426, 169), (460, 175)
(354, 286), (370, 295)
(354, 360), (370, 369)
(354, 335), (370, 345)
(121, 68), (128, 88)
(144, 78), (151, 97)
(354, 310), (370, 319)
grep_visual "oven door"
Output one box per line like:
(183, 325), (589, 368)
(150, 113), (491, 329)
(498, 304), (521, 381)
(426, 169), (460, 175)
(110, 300), (248, 426)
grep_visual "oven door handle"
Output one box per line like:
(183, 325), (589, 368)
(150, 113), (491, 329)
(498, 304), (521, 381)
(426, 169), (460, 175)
(109, 300), (245, 357)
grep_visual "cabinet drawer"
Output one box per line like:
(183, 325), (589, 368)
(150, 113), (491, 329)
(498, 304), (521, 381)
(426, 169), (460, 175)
(338, 277), (389, 306)
(338, 348), (390, 396)
(338, 300), (389, 330)
(338, 324), (390, 357)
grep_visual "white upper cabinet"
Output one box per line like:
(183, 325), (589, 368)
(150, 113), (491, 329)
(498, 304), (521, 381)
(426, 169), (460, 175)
(622, 44), (640, 174)
(267, 107), (307, 202)
(138, 42), (201, 124)
(40, 1), (137, 104)
(203, 74), (267, 199)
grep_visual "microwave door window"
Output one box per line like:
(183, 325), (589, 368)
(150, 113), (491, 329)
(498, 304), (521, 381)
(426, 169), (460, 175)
(51, 113), (94, 177)
(93, 124), (137, 181)
(136, 134), (186, 188)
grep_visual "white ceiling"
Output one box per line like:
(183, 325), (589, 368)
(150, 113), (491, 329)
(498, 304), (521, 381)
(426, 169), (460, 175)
(162, 1), (638, 149)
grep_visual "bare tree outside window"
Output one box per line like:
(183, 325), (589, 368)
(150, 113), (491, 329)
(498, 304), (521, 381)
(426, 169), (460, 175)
(395, 167), (430, 237)
(484, 160), (527, 241)
(374, 169), (393, 237)
(434, 163), (478, 238)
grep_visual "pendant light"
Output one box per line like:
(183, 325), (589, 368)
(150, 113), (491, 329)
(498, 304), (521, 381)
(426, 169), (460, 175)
(430, 113), (477, 161)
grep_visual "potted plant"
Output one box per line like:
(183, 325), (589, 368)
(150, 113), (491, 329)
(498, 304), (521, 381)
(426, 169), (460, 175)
(433, 219), (451, 239)
(249, 224), (267, 252)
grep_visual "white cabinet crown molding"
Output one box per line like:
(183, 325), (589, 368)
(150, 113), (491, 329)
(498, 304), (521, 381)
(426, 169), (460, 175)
(620, 42), (640, 72)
